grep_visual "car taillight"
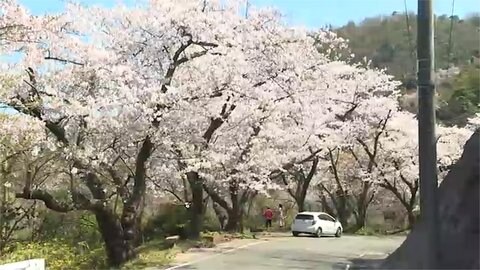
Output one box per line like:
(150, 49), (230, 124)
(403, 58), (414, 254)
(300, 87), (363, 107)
(312, 220), (316, 225)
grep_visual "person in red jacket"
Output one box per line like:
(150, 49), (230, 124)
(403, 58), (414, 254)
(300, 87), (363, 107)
(263, 207), (274, 230)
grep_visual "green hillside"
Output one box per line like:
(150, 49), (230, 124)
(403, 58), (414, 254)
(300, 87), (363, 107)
(336, 13), (479, 85)
(335, 13), (480, 126)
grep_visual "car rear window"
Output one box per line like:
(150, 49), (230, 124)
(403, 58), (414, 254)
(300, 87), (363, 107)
(295, 214), (314, 220)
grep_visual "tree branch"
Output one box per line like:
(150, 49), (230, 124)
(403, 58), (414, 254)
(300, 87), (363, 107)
(203, 184), (231, 212)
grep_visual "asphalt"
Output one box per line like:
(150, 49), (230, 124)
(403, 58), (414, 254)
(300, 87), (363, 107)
(164, 235), (406, 270)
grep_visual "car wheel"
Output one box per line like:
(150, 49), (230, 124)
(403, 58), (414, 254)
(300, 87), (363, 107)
(292, 232), (299, 237)
(315, 228), (322, 238)
(335, 227), (342, 238)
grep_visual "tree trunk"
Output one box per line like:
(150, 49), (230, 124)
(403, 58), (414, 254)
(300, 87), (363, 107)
(350, 182), (373, 233)
(406, 209), (415, 229)
(352, 212), (366, 232)
(246, 193), (256, 221)
(120, 199), (144, 248)
(187, 171), (203, 239)
(319, 184), (352, 229)
(238, 209), (244, 234)
(224, 203), (246, 233)
(380, 169), (419, 230)
(224, 191), (246, 232)
(380, 179), (419, 230)
(119, 136), (151, 249)
(336, 191), (351, 228)
(319, 194), (335, 216)
(224, 209), (241, 232)
(212, 203), (227, 230)
(94, 208), (134, 267)
(296, 196), (305, 212)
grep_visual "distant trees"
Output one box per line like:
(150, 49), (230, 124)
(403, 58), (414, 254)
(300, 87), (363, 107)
(335, 13), (480, 127)
(438, 66), (480, 126)
(336, 13), (480, 80)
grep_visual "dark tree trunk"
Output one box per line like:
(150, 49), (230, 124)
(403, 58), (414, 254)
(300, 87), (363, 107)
(380, 175), (419, 229)
(204, 182), (250, 233)
(120, 198), (144, 249)
(224, 210), (241, 232)
(119, 136), (152, 249)
(319, 183), (352, 229)
(352, 213), (366, 232)
(94, 208), (134, 267)
(187, 171), (204, 239)
(319, 194), (335, 216)
(406, 210), (416, 229)
(212, 203), (227, 230)
(281, 157), (318, 213)
(295, 196), (306, 212)
(350, 182), (374, 233)
(238, 210), (244, 234)
(223, 185), (249, 232)
(224, 206), (246, 232)
(336, 194), (351, 229)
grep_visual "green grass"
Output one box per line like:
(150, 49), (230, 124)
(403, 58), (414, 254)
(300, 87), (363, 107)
(112, 230), (263, 269)
(121, 240), (177, 270)
(121, 237), (218, 270)
(351, 227), (388, 236)
(350, 226), (411, 236)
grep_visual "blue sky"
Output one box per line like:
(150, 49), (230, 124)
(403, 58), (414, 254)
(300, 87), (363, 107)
(19, 0), (479, 28)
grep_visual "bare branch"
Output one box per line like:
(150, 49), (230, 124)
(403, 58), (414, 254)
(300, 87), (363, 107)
(44, 56), (84, 66)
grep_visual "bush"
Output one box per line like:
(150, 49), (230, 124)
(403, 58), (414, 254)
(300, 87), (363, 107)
(34, 211), (102, 248)
(354, 226), (388, 236)
(0, 239), (107, 270)
(142, 204), (190, 240)
(202, 208), (221, 232)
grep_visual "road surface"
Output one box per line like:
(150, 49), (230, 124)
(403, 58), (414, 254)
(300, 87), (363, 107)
(164, 235), (405, 270)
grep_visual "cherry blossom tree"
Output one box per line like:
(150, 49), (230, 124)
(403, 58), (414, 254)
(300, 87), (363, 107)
(2, 0), (303, 264)
(0, 114), (57, 252)
(356, 111), (473, 229)
(283, 59), (401, 231)
(147, 7), (360, 233)
(190, 20), (403, 230)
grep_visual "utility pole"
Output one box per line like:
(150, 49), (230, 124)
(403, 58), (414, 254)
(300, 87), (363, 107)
(417, 0), (439, 268)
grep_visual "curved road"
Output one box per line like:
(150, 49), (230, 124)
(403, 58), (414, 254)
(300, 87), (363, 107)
(164, 235), (405, 270)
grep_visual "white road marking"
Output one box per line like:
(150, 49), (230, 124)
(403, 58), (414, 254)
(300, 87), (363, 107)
(164, 240), (271, 270)
(358, 252), (388, 258)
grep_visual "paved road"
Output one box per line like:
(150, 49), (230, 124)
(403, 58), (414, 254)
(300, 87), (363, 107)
(165, 235), (405, 270)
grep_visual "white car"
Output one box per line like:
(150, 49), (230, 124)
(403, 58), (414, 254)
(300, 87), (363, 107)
(291, 211), (343, 237)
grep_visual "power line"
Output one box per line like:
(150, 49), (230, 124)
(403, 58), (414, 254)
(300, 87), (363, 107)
(404, 0), (416, 77)
(447, 0), (456, 67)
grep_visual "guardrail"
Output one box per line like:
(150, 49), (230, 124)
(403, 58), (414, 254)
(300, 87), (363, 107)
(0, 259), (45, 270)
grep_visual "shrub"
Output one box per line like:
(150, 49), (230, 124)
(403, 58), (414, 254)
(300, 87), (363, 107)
(354, 226), (388, 236)
(34, 211), (102, 248)
(0, 239), (108, 270)
(202, 208), (221, 232)
(142, 204), (190, 240)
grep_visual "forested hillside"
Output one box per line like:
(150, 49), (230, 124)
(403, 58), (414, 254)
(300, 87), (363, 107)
(336, 13), (479, 83)
(335, 13), (480, 126)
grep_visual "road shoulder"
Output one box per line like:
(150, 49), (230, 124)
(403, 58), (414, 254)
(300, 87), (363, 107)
(164, 238), (270, 269)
